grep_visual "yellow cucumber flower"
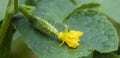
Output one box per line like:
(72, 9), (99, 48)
(58, 30), (83, 48)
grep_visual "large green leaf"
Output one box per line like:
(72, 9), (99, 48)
(13, 14), (90, 58)
(13, 9), (118, 58)
(12, 0), (119, 58)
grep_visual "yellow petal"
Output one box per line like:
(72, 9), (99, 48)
(69, 30), (83, 37)
(65, 39), (79, 48)
(58, 30), (83, 48)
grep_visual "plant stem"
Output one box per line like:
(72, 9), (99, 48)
(0, 23), (15, 58)
(14, 0), (18, 14)
(0, 0), (14, 45)
(19, 5), (33, 19)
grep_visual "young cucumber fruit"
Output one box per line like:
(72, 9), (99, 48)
(29, 16), (59, 37)
(19, 5), (59, 37)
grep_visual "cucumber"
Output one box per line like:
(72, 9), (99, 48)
(19, 5), (59, 37)
(29, 16), (59, 37)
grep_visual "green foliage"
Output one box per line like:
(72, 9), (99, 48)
(0, 0), (120, 58)
(12, 9), (118, 58)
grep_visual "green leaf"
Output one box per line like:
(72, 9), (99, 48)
(12, 0), (118, 58)
(0, 24), (15, 58)
(0, 0), (9, 21)
(13, 9), (118, 58)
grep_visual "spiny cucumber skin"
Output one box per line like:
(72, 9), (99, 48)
(29, 16), (59, 37)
